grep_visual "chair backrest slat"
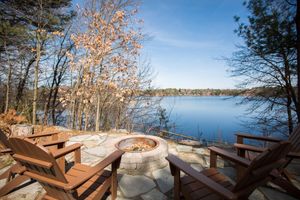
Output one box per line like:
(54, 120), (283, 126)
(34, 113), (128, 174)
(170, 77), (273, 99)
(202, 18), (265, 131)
(233, 141), (291, 196)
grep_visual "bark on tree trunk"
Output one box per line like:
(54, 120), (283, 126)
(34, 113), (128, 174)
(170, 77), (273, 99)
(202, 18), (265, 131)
(296, 0), (300, 122)
(15, 57), (35, 110)
(287, 98), (293, 135)
(5, 64), (12, 113)
(33, 32), (41, 125)
(84, 109), (89, 131)
(77, 99), (83, 130)
(95, 94), (101, 131)
(71, 100), (76, 129)
(43, 86), (53, 125)
(4, 38), (12, 113)
(51, 85), (60, 125)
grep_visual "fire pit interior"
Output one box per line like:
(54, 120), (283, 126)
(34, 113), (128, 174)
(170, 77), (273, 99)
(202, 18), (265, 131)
(117, 137), (158, 152)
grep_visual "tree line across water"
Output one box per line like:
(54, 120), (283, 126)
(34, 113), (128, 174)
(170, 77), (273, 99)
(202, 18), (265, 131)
(142, 87), (293, 97)
(143, 88), (244, 96)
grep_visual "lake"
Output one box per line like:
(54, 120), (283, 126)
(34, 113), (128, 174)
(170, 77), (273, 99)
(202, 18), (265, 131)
(160, 96), (256, 144)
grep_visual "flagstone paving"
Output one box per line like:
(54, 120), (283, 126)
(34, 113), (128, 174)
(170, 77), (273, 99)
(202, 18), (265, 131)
(0, 131), (299, 200)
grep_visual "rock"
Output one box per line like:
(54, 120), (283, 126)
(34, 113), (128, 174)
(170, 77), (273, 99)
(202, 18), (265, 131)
(117, 129), (129, 133)
(259, 186), (298, 200)
(176, 145), (193, 153)
(178, 153), (204, 164)
(203, 156), (224, 168)
(0, 164), (13, 174)
(119, 175), (156, 198)
(69, 135), (92, 142)
(53, 126), (71, 131)
(152, 166), (173, 193)
(81, 140), (97, 148)
(4, 181), (43, 200)
(141, 188), (167, 200)
(106, 197), (131, 200)
(132, 132), (145, 135)
(66, 140), (83, 146)
(97, 134), (108, 143)
(179, 140), (202, 147)
(80, 151), (104, 166)
(190, 164), (203, 172)
(217, 167), (236, 183)
(88, 135), (103, 141)
(106, 190), (130, 200)
(168, 147), (178, 156)
(249, 189), (266, 200)
(84, 146), (107, 157)
(11, 124), (33, 136)
(193, 148), (206, 155)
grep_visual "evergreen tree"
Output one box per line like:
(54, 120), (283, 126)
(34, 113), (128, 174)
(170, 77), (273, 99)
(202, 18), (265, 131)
(230, 0), (297, 135)
(0, 0), (75, 123)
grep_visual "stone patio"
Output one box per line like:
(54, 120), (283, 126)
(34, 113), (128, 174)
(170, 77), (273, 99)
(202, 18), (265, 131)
(0, 131), (299, 200)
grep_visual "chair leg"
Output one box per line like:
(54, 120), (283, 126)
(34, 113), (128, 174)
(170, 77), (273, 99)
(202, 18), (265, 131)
(173, 169), (181, 200)
(0, 175), (31, 197)
(169, 164), (180, 200)
(272, 177), (300, 199)
(110, 163), (118, 200)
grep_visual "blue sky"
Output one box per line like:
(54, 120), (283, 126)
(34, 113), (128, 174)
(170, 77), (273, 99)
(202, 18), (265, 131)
(139, 0), (249, 89)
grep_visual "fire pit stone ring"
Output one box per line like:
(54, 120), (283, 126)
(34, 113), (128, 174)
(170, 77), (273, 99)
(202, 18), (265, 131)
(115, 135), (168, 174)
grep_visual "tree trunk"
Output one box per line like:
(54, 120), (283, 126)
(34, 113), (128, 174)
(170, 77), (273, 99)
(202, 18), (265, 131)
(282, 49), (294, 134)
(3, 38), (12, 113)
(95, 94), (101, 131)
(77, 100), (83, 130)
(70, 100), (76, 129)
(296, 0), (300, 122)
(33, 32), (41, 125)
(15, 57), (35, 110)
(5, 64), (12, 113)
(287, 97), (293, 135)
(51, 85), (60, 125)
(43, 85), (54, 125)
(84, 109), (89, 131)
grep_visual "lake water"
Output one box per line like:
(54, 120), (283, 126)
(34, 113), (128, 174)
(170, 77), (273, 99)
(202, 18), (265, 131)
(160, 96), (256, 144)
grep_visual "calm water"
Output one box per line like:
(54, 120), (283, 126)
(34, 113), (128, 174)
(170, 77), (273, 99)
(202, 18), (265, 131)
(160, 96), (256, 144)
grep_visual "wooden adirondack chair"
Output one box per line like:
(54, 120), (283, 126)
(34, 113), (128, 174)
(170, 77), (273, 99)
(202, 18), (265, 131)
(166, 141), (291, 200)
(0, 129), (68, 196)
(9, 137), (124, 200)
(234, 125), (300, 197)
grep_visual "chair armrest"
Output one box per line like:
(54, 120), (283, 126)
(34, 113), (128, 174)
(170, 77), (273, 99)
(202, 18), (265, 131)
(287, 152), (300, 159)
(166, 154), (237, 200)
(39, 139), (67, 147)
(235, 133), (281, 143)
(209, 146), (251, 167)
(0, 148), (12, 154)
(25, 131), (60, 139)
(234, 143), (266, 153)
(51, 143), (82, 159)
(67, 150), (124, 190)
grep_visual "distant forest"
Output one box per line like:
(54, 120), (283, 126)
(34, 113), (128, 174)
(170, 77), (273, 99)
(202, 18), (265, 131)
(143, 88), (244, 96)
(142, 87), (287, 97)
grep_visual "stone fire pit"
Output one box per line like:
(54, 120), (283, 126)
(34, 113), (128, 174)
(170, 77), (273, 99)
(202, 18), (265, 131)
(116, 135), (168, 174)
